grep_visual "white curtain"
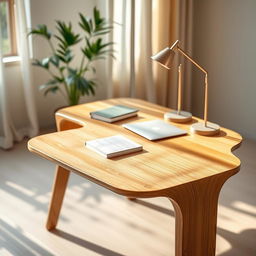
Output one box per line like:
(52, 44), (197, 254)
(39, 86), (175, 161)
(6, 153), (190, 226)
(0, 0), (38, 149)
(0, 51), (13, 148)
(102, 0), (193, 109)
(105, 0), (156, 102)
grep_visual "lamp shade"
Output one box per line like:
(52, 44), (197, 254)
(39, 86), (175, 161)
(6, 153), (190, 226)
(151, 47), (175, 69)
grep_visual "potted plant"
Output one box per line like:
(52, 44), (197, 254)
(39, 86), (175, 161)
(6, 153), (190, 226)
(29, 7), (114, 106)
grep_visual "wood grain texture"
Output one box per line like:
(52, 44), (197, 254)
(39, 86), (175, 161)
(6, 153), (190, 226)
(27, 98), (242, 256)
(28, 98), (242, 198)
(166, 172), (235, 256)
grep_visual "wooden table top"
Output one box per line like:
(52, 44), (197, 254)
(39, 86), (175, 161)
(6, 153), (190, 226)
(28, 98), (242, 197)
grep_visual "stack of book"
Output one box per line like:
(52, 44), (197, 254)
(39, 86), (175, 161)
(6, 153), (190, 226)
(90, 105), (139, 123)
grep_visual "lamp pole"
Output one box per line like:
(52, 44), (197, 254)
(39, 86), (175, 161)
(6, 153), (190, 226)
(177, 64), (182, 115)
(204, 73), (208, 127)
(176, 46), (208, 127)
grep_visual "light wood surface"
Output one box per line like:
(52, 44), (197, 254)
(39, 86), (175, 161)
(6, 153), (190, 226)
(28, 98), (241, 197)
(27, 98), (242, 256)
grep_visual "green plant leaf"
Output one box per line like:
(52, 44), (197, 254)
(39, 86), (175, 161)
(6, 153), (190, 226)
(88, 80), (96, 95)
(77, 77), (89, 95)
(93, 30), (112, 37)
(79, 13), (91, 35)
(39, 79), (58, 90)
(50, 55), (60, 67)
(98, 41), (114, 51)
(41, 57), (51, 68)
(44, 86), (59, 96)
(28, 24), (51, 39)
(56, 48), (73, 63)
(65, 68), (78, 86)
(53, 75), (64, 83)
(67, 67), (77, 76)
(59, 66), (65, 72)
(82, 47), (92, 60)
(55, 21), (81, 47)
(89, 19), (93, 32)
(32, 58), (50, 69)
(65, 76), (75, 86)
(55, 35), (67, 48)
(93, 7), (103, 26)
(32, 59), (43, 67)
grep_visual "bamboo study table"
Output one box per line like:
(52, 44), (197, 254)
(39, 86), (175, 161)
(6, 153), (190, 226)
(28, 98), (242, 256)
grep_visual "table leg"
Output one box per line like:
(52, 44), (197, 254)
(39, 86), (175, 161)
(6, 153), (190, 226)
(46, 166), (70, 230)
(167, 174), (233, 256)
(45, 117), (79, 230)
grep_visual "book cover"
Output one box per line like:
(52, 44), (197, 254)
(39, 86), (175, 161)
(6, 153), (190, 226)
(86, 135), (143, 158)
(90, 105), (138, 121)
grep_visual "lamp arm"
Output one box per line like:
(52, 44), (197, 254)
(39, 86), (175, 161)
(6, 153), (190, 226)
(177, 47), (207, 75)
(177, 46), (208, 126)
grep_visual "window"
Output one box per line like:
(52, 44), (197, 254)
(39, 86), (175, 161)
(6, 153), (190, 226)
(0, 0), (16, 56)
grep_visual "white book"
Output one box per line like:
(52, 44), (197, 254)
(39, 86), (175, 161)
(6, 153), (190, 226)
(86, 135), (143, 158)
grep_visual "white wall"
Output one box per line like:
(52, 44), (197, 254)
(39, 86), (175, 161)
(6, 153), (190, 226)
(192, 0), (256, 140)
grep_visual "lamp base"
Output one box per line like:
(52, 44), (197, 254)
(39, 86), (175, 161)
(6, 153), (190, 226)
(164, 110), (192, 123)
(190, 122), (220, 136)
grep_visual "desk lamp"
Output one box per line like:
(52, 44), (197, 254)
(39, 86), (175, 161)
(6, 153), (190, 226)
(151, 40), (220, 136)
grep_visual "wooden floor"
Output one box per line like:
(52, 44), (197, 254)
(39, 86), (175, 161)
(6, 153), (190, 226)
(0, 136), (255, 256)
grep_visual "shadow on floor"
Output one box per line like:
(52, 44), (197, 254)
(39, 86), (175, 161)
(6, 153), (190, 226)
(130, 199), (175, 217)
(218, 227), (256, 256)
(51, 229), (125, 256)
(0, 219), (54, 256)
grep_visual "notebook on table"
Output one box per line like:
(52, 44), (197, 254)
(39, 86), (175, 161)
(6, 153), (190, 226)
(122, 119), (187, 141)
(90, 105), (139, 123)
(85, 135), (143, 158)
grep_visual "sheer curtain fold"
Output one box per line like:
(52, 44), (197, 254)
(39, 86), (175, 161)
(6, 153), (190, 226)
(153, 0), (193, 109)
(0, 52), (13, 148)
(105, 0), (193, 109)
(16, 0), (38, 137)
(0, 0), (38, 149)
(107, 0), (156, 102)
(135, 0), (155, 102)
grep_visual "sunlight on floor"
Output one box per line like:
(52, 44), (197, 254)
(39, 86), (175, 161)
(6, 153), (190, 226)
(232, 201), (256, 215)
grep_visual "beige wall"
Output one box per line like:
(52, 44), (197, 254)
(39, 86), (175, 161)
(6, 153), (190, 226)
(30, 0), (109, 128)
(4, 0), (109, 130)
(192, 0), (256, 140)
